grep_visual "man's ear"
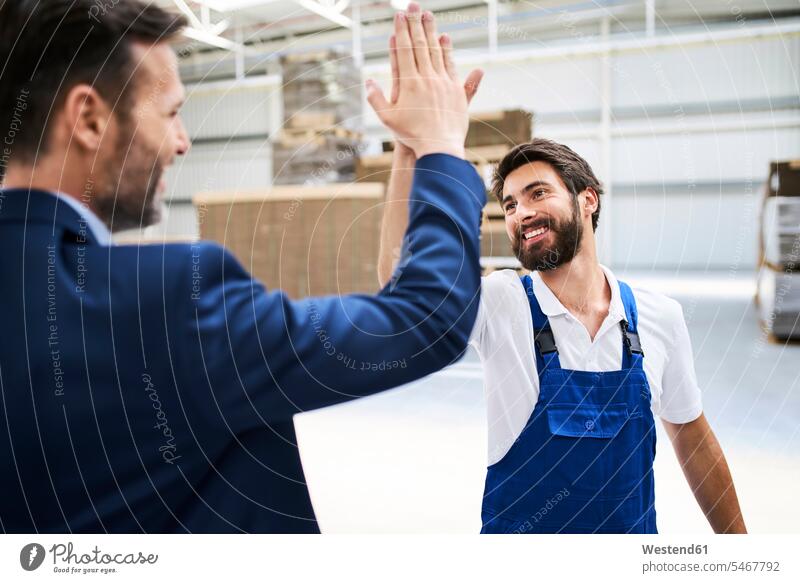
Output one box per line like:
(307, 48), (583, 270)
(60, 84), (114, 153)
(581, 187), (599, 217)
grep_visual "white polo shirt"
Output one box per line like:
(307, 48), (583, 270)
(470, 266), (703, 466)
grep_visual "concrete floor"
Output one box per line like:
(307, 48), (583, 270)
(294, 272), (800, 533)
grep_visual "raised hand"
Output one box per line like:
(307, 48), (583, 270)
(366, 3), (483, 160)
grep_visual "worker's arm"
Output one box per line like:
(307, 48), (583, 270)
(378, 143), (416, 287)
(377, 18), (482, 288)
(663, 414), (747, 533)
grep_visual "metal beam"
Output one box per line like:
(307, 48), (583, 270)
(363, 18), (800, 72)
(352, 0), (363, 67)
(235, 27), (246, 79)
(173, 0), (204, 30)
(196, 0), (281, 10)
(180, 17), (800, 83)
(599, 16), (612, 266)
(184, 74), (282, 94)
(183, 26), (241, 51)
(645, 0), (655, 37)
(174, 0), (241, 51)
(292, 0), (352, 28)
(487, 0), (498, 55)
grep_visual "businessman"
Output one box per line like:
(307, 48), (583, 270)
(0, 1), (485, 533)
(379, 135), (746, 533)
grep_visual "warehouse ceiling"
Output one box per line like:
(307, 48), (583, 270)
(159, 0), (800, 82)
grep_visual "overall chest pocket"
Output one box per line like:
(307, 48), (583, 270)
(544, 403), (643, 500)
(546, 403), (630, 438)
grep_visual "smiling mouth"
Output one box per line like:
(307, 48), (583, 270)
(522, 225), (549, 243)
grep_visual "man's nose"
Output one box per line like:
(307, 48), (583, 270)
(175, 117), (191, 156)
(517, 202), (538, 222)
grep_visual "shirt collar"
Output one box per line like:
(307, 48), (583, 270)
(529, 264), (626, 323)
(52, 192), (112, 246)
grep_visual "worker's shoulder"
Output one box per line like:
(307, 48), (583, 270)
(480, 269), (527, 305)
(626, 283), (686, 326)
(482, 269), (525, 293)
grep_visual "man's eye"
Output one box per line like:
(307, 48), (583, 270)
(504, 202), (516, 212)
(533, 189), (546, 198)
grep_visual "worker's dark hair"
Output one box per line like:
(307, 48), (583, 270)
(491, 137), (603, 231)
(0, 0), (186, 168)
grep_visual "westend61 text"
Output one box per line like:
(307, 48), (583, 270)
(642, 544), (708, 555)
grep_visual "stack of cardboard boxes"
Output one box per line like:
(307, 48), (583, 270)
(194, 95), (531, 297)
(194, 183), (384, 298)
(191, 50), (386, 299)
(273, 50), (363, 185)
(757, 160), (800, 340)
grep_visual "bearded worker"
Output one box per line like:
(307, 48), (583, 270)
(378, 137), (746, 534)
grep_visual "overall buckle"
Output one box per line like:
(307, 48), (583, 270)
(620, 322), (644, 356)
(534, 328), (558, 354)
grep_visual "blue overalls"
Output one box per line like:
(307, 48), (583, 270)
(481, 275), (658, 534)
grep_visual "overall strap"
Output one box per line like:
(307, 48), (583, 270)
(617, 280), (645, 370)
(521, 275), (562, 372)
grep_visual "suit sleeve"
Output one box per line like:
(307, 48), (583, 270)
(185, 154), (485, 427)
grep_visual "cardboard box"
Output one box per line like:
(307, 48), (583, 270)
(194, 183), (385, 298)
(761, 196), (800, 270)
(767, 160), (800, 198)
(465, 109), (533, 148)
(757, 266), (800, 340)
(355, 153), (393, 187)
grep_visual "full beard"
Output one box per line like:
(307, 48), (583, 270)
(512, 199), (584, 272)
(93, 124), (164, 232)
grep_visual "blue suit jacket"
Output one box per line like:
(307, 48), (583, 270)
(0, 154), (484, 533)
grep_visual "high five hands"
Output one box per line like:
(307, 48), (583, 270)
(366, 2), (483, 160)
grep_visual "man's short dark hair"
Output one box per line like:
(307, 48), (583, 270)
(0, 0), (186, 167)
(491, 138), (604, 231)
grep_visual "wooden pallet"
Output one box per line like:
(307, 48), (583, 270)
(285, 112), (337, 130)
(274, 126), (362, 147)
(281, 50), (348, 64)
